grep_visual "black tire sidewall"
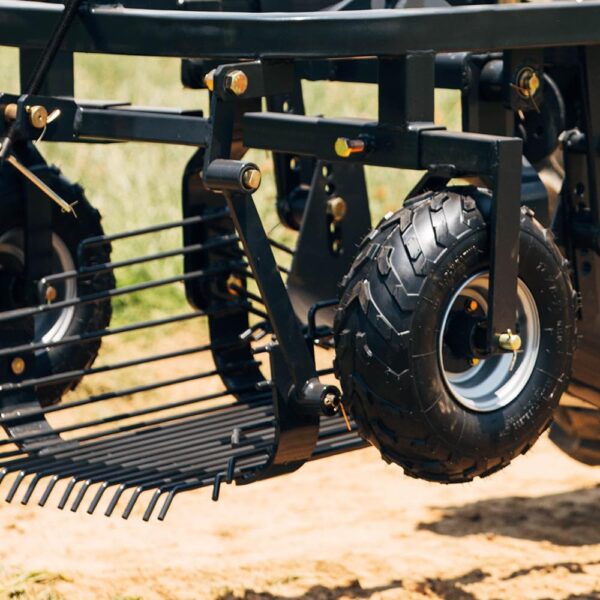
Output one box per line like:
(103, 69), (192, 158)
(409, 219), (574, 458)
(0, 165), (113, 405)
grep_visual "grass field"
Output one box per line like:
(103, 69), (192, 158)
(0, 49), (460, 321)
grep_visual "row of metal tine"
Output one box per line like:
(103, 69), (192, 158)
(0, 206), (365, 520)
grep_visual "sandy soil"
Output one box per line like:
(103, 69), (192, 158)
(0, 432), (597, 600)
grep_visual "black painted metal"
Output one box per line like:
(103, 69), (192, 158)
(3, 2), (600, 58)
(0, 0), (598, 518)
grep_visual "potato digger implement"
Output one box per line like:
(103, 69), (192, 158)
(0, 0), (598, 521)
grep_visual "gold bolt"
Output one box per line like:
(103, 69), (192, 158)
(465, 299), (479, 313)
(11, 357), (25, 376)
(224, 70), (249, 96)
(45, 286), (57, 303)
(327, 196), (347, 223)
(226, 274), (244, 296)
(470, 357), (480, 367)
(497, 329), (522, 352)
(241, 167), (262, 191)
(4, 103), (17, 121)
(334, 137), (365, 159)
(26, 105), (48, 129)
(516, 67), (540, 98)
(204, 69), (215, 92)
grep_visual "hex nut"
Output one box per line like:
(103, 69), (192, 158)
(224, 70), (249, 96)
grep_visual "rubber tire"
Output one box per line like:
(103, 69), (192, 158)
(334, 188), (577, 483)
(549, 405), (600, 466)
(0, 164), (114, 406)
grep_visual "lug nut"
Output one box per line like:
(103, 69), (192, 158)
(224, 70), (249, 96)
(27, 105), (48, 129)
(470, 357), (480, 367)
(45, 285), (57, 303)
(497, 329), (522, 352)
(241, 167), (262, 191)
(226, 274), (244, 296)
(335, 137), (365, 158)
(204, 69), (215, 92)
(327, 196), (347, 223)
(465, 299), (479, 313)
(11, 357), (25, 376)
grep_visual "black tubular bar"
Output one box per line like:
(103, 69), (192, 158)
(0, 369), (264, 447)
(0, 339), (245, 395)
(41, 234), (239, 285)
(76, 209), (230, 258)
(0, 360), (261, 424)
(0, 263), (247, 324)
(2, 2), (600, 58)
(0, 386), (271, 457)
(0, 303), (248, 359)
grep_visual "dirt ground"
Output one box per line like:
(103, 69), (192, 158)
(0, 432), (597, 600)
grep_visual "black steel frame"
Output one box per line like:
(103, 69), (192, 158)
(0, 0), (599, 518)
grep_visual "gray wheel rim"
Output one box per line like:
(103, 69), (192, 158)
(0, 228), (76, 344)
(438, 271), (541, 413)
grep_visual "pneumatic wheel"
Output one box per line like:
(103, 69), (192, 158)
(0, 165), (114, 406)
(334, 188), (577, 483)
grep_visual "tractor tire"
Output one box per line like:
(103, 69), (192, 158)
(0, 164), (114, 406)
(549, 404), (600, 466)
(334, 187), (577, 483)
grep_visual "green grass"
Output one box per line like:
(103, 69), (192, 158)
(0, 50), (460, 321)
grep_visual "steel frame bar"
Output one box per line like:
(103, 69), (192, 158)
(1, 1), (600, 58)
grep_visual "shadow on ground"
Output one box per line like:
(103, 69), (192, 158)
(418, 485), (600, 546)
(216, 563), (600, 599)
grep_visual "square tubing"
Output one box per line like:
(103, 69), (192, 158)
(487, 138), (522, 348)
(223, 191), (318, 391)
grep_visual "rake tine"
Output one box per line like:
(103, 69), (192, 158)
(71, 479), (92, 512)
(212, 472), (225, 502)
(143, 489), (162, 522)
(58, 477), (78, 509)
(21, 473), (42, 505)
(0, 467), (8, 485)
(105, 484), (126, 517)
(6, 471), (26, 503)
(39, 475), (59, 506)
(157, 489), (178, 521)
(122, 486), (143, 520)
(87, 481), (108, 514)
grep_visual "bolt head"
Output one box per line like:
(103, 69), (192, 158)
(242, 168), (262, 191)
(11, 357), (25, 375)
(28, 105), (48, 129)
(225, 70), (249, 96)
(45, 285), (57, 303)
(204, 69), (215, 92)
(327, 197), (347, 222)
(226, 274), (244, 296)
(465, 299), (479, 313)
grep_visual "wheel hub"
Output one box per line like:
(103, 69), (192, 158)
(439, 272), (541, 413)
